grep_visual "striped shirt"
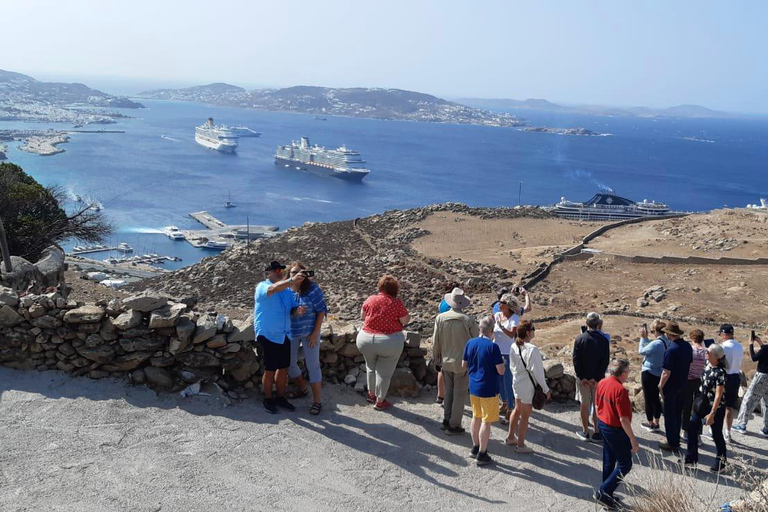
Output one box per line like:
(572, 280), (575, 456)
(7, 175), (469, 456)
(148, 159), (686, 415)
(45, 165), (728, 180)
(291, 282), (328, 338)
(688, 345), (708, 380)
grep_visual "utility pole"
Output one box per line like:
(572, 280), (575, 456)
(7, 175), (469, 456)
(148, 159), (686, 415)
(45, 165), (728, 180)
(518, 181), (522, 207)
(246, 216), (250, 256)
(0, 217), (12, 272)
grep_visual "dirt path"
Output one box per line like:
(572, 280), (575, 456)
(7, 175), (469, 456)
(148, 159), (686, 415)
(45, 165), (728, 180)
(2, 367), (765, 512)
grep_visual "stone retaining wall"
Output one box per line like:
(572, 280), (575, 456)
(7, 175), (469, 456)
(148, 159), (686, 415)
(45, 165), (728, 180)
(0, 246), (67, 294)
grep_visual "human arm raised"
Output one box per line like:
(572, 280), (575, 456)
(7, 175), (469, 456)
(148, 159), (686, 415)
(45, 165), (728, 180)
(267, 273), (304, 297)
(521, 288), (531, 313)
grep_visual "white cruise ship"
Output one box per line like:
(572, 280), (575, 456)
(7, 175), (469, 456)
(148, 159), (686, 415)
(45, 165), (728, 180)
(195, 118), (239, 153)
(552, 190), (671, 220)
(274, 137), (370, 181)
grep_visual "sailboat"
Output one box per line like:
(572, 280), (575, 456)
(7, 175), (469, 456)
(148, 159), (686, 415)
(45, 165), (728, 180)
(225, 191), (236, 208)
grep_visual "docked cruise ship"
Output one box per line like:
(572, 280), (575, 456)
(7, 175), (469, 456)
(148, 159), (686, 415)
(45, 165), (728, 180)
(195, 118), (239, 153)
(274, 137), (370, 181)
(552, 190), (671, 220)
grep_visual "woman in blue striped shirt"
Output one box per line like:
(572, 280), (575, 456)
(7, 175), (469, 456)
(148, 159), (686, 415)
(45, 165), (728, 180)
(286, 262), (328, 415)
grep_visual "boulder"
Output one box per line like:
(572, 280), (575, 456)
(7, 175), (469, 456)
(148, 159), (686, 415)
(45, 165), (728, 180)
(144, 367), (173, 388)
(31, 315), (60, 329)
(122, 290), (168, 312)
(0, 287), (19, 307)
(205, 334), (227, 349)
(113, 309), (143, 331)
(405, 331), (421, 348)
(388, 368), (420, 397)
(0, 305), (23, 328)
(337, 343), (361, 358)
(75, 344), (115, 364)
(176, 317), (196, 343)
(226, 315), (255, 343)
(168, 337), (189, 356)
(544, 360), (564, 380)
(103, 352), (152, 371)
(192, 315), (217, 344)
(148, 303), (185, 329)
(84, 334), (103, 348)
(176, 351), (220, 367)
(58, 342), (76, 356)
(63, 306), (105, 324)
(131, 369), (146, 385)
(28, 303), (46, 319)
(106, 298), (123, 317)
(118, 337), (166, 352)
(557, 374), (576, 395)
(88, 370), (110, 379)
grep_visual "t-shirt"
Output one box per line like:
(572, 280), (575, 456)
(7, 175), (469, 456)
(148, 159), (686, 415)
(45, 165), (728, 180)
(596, 375), (632, 428)
(721, 338), (744, 375)
(463, 336), (503, 398)
(751, 344), (768, 374)
(492, 312), (519, 355)
(700, 364), (727, 411)
(362, 293), (408, 335)
(688, 345), (708, 380)
(253, 280), (299, 344)
(438, 299), (450, 313)
(662, 339), (693, 390)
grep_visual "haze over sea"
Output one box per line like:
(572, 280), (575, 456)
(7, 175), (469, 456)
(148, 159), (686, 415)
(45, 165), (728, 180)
(2, 100), (767, 269)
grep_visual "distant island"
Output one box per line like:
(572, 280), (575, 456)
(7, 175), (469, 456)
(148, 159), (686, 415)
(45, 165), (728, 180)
(459, 97), (735, 119)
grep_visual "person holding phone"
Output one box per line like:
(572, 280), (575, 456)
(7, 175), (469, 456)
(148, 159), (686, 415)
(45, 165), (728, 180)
(638, 320), (669, 432)
(718, 324), (744, 441)
(733, 327), (768, 437)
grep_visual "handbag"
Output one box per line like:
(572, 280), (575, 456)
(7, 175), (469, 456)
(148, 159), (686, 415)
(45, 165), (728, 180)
(518, 344), (547, 410)
(692, 392), (711, 418)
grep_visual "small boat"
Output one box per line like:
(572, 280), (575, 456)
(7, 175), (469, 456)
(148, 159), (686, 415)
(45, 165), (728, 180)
(116, 243), (133, 252)
(314, 116), (327, 121)
(103, 257), (119, 265)
(164, 226), (186, 240)
(225, 191), (236, 208)
(201, 240), (230, 250)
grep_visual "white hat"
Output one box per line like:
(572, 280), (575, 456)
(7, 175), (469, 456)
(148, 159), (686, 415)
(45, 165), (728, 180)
(444, 288), (470, 310)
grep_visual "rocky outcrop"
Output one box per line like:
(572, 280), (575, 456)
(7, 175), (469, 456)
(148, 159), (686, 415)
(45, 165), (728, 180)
(0, 246), (66, 294)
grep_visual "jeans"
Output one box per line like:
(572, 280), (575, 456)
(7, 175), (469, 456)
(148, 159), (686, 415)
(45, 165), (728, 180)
(641, 371), (662, 422)
(598, 420), (633, 500)
(356, 330), (405, 399)
(288, 335), (322, 384)
(681, 378), (702, 432)
(686, 406), (726, 463)
(497, 354), (515, 404)
(442, 370), (469, 428)
(663, 386), (685, 448)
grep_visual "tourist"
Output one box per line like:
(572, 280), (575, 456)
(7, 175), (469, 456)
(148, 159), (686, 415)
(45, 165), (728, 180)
(286, 262), (328, 415)
(254, 261), (307, 414)
(594, 359), (639, 509)
(462, 315), (505, 466)
(492, 286), (531, 316)
(507, 320), (551, 453)
(356, 275), (410, 411)
(433, 288), (479, 435)
(573, 312), (610, 441)
(681, 329), (708, 440)
(658, 321), (693, 453)
(435, 282), (460, 405)
(684, 343), (728, 472)
(719, 324), (744, 442)
(638, 320), (668, 432)
(493, 293), (521, 424)
(733, 327), (768, 436)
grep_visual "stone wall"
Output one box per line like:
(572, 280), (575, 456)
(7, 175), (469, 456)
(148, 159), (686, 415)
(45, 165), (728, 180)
(0, 246), (67, 294)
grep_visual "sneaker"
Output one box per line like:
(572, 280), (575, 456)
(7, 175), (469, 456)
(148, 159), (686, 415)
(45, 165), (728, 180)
(263, 398), (277, 414)
(682, 431), (688, 442)
(445, 426), (466, 436)
(593, 491), (619, 510)
(476, 451), (493, 466)
(724, 430), (731, 443)
(591, 432), (603, 443)
(710, 459), (727, 473)
(374, 399), (393, 411)
(761, 427), (768, 437)
(659, 441), (681, 454)
(366, 392), (376, 404)
(683, 459), (698, 468)
(732, 424), (747, 434)
(577, 430), (591, 441)
(469, 445), (479, 459)
(515, 445), (534, 454)
(275, 396), (295, 412)
(440, 419), (449, 431)
(436, 396), (444, 405)
(641, 421), (656, 432)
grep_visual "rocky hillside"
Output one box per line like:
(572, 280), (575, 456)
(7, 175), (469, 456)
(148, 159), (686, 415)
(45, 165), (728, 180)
(127, 204), (552, 331)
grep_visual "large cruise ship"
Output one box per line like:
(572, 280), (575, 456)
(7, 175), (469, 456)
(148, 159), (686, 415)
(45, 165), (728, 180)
(274, 137), (370, 181)
(552, 190), (671, 220)
(195, 118), (239, 153)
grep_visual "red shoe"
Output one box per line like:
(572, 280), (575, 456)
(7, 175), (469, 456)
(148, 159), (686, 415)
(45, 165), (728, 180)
(374, 399), (393, 411)
(366, 392), (376, 404)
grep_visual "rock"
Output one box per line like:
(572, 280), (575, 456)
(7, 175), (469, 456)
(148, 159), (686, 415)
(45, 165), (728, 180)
(321, 352), (338, 364)
(354, 380), (366, 392)
(205, 334), (227, 349)
(84, 334), (103, 348)
(176, 317), (196, 343)
(544, 361), (564, 380)
(88, 370), (110, 379)
(168, 337), (188, 356)
(56, 361), (75, 372)
(144, 367), (173, 388)
(388, 368), (420, 397)
(118, 337), (166, 352)
(176, 351), (220, 367)
(104, 352), (152, 371)
(28, 303), (46, 319)
(405, 331), (421, 348)
(636, 298), (649, 308)
(227, 315), (255, 343)
(632, 388), (646, 413)
(75, 344), (115, 364)
(192, 315), (217, 344)
(122, 290), (168, 312)
(150, 355), (175, 367)
(148, 303), (185, 329)
(58, 342), (76, 356)
(106, 298), (123, 316)
(63, 306), (105, 324)
(344, 373), (357, 385)
(0, 304), (23, 328)
(558, 374), (576, 395)
(220, 343), (241, 354)
(78, 323), (102, 334)
(31, 315), (61, 329)
(0, 287), (19, 307)
(113, 309), (143, 330)
(131, 369), (146, 385)
(337, 343), (361, 358)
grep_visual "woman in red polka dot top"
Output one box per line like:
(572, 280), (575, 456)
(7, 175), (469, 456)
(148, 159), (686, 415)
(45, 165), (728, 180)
(356, 274), (410, 411)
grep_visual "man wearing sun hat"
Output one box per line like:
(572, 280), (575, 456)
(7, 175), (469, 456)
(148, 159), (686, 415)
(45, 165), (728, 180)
(658, 321), (692, 453)
(433, 288), (479, 435)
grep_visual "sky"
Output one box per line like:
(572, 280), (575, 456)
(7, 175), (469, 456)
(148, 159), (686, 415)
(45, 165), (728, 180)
(3, 0), (767, 113)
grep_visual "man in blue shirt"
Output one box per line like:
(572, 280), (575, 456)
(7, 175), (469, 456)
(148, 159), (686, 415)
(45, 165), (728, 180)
(658, 321), (693, 452)
(254, 261), (306, 414)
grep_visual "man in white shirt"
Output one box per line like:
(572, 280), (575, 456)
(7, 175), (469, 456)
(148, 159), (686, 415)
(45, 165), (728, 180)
(719, 324), (744, 441)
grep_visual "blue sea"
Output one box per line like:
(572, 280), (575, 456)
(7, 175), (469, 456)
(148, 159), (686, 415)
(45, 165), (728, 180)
(2, 100), (767, 269)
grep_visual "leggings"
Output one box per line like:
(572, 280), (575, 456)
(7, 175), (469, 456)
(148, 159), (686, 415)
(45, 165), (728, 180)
(356, 330), (404, 399)
(641, 371), (663, 422)
(288, 335), (322, 384)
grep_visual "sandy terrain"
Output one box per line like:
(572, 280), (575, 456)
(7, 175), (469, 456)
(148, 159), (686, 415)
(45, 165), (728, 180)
(2, 366), (766, 512)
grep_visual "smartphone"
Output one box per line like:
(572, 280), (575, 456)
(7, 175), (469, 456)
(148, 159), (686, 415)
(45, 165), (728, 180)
(752, 330), (757, 342)
(642, 323), (648, 336)
(580, 325), (587, 334)
(703, 338), (715, 348)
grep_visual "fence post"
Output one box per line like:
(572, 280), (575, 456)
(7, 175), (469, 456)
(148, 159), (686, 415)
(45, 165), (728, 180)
(0, 217), (11, 272)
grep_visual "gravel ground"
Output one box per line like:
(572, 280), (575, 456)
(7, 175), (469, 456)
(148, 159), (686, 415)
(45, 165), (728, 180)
(2, 368), (767, 512)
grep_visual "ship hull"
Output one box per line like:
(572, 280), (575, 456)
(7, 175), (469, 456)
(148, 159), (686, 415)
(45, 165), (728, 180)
(553, 208), (670, 221)
(275, 157), (368, 182)
(195, 134), (237, 153)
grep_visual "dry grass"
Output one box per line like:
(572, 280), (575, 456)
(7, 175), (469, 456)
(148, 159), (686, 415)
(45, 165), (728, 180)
(728, 459), (768, 512)
(626, 455), (721, 512)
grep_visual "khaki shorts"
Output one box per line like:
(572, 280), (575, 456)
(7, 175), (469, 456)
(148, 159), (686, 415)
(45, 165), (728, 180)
(577, 380), (596, 405)
(470, 394), (500, 423)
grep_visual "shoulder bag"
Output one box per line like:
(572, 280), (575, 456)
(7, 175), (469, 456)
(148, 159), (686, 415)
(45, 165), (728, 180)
(692, 392), (711, 418)
(518, 344), (547, 410)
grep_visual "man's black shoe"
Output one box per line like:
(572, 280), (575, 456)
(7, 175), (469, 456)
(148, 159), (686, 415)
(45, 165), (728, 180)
(475, 451), (493, 466)
(659, 441), (681, 454)
(275, 396), (295, 412)
(440, 419), (449, 431)
(445, 426), (465, 436)
(263, 398), (277, 414)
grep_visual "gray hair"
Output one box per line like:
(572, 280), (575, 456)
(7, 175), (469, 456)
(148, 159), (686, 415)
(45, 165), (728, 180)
(708, 343), (727, 367)
(609, 358), (630, 377)
(586, 312), (602, 329)
(478, 315), (496, 336)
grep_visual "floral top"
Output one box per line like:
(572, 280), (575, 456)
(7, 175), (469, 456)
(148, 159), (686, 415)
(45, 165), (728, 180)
(699, 364), (726, 410)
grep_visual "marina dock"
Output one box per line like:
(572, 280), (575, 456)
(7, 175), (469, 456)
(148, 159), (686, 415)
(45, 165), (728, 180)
(184, 211), (279, 248)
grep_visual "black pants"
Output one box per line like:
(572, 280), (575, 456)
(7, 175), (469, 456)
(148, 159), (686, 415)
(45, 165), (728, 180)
(663, 387), (685, 448)
(681, 378), (701, 433)
(685, 406), (726, 463)
(641, 371), (663, 422)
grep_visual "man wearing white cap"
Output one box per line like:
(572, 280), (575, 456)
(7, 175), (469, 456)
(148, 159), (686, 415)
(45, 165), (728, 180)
(433, 288), (479, 435)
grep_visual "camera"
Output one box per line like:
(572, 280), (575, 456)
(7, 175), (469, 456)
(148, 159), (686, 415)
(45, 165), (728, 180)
(301, 270), (315, 278)
(752, 330), (757, 342)
(512, 286), (521, 296)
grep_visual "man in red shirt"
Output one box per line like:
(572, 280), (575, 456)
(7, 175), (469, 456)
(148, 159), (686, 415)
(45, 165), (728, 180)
(594, 359), (640, 510)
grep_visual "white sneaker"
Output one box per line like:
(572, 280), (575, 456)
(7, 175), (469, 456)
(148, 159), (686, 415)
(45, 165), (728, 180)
(724, 430), (731, 443)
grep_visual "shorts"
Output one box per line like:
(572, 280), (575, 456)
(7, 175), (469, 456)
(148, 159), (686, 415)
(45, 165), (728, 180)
(470, 394), (500, 423)
(577, 379), (596, 405)
(724, 373), (741, 409)
(258, 335), (291, 371)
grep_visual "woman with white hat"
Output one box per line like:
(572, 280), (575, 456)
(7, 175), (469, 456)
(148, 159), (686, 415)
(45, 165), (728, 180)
(493, 293), (521, 423)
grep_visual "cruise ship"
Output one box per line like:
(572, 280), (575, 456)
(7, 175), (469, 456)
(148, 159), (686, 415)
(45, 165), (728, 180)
(552, 190), (671, 220)
(274, 137), (370, 181)
(231, 126), (261, 137)
(195, 118), (239, 153)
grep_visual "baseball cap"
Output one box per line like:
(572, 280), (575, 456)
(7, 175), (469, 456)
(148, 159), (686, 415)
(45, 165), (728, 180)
(264, 261), (286, 272)
(718, 324), (734, 335)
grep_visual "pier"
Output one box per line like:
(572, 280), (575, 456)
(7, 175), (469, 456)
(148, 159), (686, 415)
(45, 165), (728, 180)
(184, 211), (279, 248)
(70, 245), (119, 255)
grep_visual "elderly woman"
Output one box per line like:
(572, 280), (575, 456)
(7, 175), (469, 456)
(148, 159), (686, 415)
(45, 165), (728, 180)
(493, 293), (521, 424)
(638, 320), (669, 432)
(506, 320), (551, 453)
(356, 275), (410, 411)
(285, 262), (328, 415)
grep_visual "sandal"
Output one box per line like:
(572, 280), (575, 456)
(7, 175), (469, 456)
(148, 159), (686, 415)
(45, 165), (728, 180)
(286, 388), (309, 399)
(310, 402), (322, 415)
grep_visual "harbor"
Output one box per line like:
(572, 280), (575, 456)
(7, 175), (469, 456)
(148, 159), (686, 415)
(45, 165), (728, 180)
(182, 211), (279, 249)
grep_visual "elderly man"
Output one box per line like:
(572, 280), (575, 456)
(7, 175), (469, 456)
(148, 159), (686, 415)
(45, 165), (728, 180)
(573, 312), (611, 442)
(433, 288), (479, 435)
(254, 261), (307, 414)
(719, 324), (744, 441)
(658, 321), (692, 452)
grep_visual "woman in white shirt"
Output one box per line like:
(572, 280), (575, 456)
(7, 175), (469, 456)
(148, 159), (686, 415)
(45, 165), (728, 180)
(493, 294), (520, 423)
(506, 320), (551, 453)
